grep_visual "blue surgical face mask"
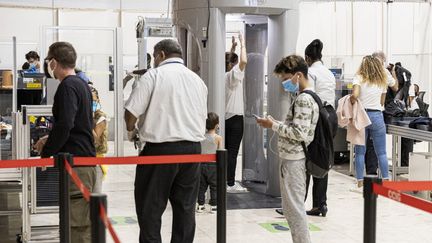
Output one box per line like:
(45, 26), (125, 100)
(92, 102), (101, 112)
(282, 79), (299, 93)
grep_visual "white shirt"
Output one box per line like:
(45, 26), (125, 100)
(353, 75), (396, 111)
(125, 58), (208, 143)
(385, 69), (396, 87)
(225, 64), (245, 119)
(408, 84), (419, 110)
(308, 61), (336, 107)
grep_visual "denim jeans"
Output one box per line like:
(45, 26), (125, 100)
(354, 111), (389, 180)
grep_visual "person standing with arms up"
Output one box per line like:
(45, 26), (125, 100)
(304, 39), (335, 217)
(225, 34), (248, 192)
(34, 42), (99, 242)
(124, 39), (207, 243)
(351, 56), (396, 188)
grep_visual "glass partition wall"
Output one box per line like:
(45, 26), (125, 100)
(41, 26), (124, 156)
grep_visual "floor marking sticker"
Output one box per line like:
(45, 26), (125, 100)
(259, 222), (321, 233)
(110, 216), (138, 225)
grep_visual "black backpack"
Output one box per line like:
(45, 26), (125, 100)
(295, 90), (337, 178)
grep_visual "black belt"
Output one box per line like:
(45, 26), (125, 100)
(365, 109), (382, 112)
(145, 141), (200, 147)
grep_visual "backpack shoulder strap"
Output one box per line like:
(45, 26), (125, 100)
(301, 141), (309, 160)
(301, 90), (323, 108)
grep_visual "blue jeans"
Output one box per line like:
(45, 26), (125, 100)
(354, 111), (389, 180)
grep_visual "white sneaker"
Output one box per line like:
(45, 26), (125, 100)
(196, 205), (205, 213)
(210, 206), (217, 213)
(227, 182), (248, 193)
(349, 182), (363, 194)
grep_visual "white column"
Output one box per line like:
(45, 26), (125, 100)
(266, 9), (299, 196)
(202, 8), (226, 137)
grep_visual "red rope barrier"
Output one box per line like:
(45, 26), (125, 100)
(0, 158), (53, 168)
(0, 154), (217, 243)
(63, 159), (92, 202)
(0, 154), (216, 169)
(63, 158), (121, 242)
(100, 204), (121, 243)
(373, 183), (432, 214)
(73, 154), (216, 166)
(382, 181), (432, 192)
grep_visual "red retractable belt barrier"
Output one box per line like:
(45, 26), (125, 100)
(0, 158), (54, 168)
(0, 154), (216, 169)
(100, 204), (121, 243)
(63, 158), (120, 243)
(363, 177), (432, 243)
(73, 154), (216, 166)
(64, 160), (92, 202)
(373, 183), (432, 214)
(0, 153), (219, 243)
(381, 181), (432, 192)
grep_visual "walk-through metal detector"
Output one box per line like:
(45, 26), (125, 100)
(173, 0), (300, 196)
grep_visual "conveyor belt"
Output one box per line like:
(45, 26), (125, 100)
(387, 125), (432, 142)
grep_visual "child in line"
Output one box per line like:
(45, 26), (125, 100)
(197, 112), (223, 213)
(89, 83), (108, 192)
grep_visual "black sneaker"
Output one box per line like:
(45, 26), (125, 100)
(275, 208), (284, 216)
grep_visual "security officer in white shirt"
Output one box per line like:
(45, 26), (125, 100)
(225, 34), (248, 192)
(304, 39), (335, 217)
(124, 39), (208, 243)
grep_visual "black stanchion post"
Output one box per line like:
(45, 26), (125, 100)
(363, 176), (381, 243)
(56, 153), (72, 243)
(216, 149), (227, 243)
(91, 193), (107, 243)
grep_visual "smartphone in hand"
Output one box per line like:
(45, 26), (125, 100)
(253, 114), (261, 120)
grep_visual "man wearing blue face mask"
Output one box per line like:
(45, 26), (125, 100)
(257, 55), (319, 243)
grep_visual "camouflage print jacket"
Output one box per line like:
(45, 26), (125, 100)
(271, 89), (319, 161)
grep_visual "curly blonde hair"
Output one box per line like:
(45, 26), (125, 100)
(357, 55), (387, 88)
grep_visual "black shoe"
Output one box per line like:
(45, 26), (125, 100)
(306, 205), (328, 217)
(275, 208), (284, 216)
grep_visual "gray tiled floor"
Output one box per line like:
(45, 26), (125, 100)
(103, 167), (432, 243)
(100, 142), (432, 243)
(31, 141), (432, 243)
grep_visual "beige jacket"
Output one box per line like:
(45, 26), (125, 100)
(337, 95), (371, 145)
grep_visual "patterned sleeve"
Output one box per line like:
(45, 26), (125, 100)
(271, 94), (315, 141)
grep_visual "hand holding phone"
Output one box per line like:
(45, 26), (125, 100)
(253, 114), (261, 120)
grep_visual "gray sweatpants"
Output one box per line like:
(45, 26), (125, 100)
(280, 158), (311, 243)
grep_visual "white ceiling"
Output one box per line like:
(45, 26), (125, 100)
(0, 0), (169, 11)
(0, 0), (429, 11)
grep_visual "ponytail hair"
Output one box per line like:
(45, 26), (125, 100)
(305, 39), (323, 62)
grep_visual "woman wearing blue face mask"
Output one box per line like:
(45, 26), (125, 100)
(22, 51), (41, 72)
(257, 55), (319, 243)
